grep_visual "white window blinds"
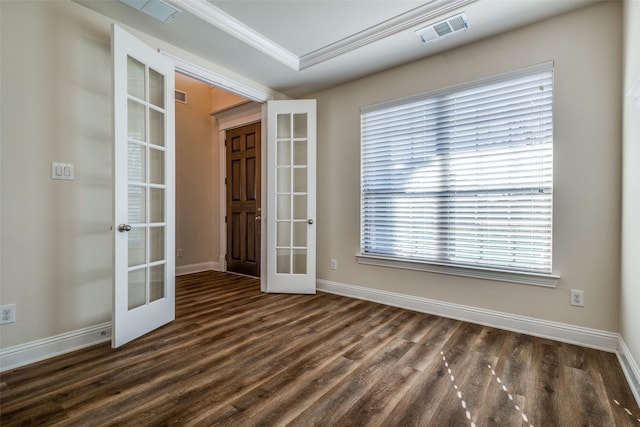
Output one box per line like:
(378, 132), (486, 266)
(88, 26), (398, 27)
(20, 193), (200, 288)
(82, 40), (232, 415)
(360, 63), (553, 274)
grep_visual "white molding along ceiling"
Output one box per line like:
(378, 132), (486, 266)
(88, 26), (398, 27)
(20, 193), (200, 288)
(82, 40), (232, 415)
(297, 0), (476, 70)
(75, 0), (599, 97)
(171, 0), (478, 71)
(169, 0), (301, 70)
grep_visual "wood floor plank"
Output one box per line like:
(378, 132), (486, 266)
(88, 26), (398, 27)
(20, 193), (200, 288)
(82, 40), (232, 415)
(288, 337), (416, 426)
(380, 322), (487, 425)
(525, 339), (563, 426)
(1, 270), (638, 426)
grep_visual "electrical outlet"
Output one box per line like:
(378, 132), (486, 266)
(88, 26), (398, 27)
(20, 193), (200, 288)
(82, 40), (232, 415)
(177, 248), (183, 257)
(330, 259), (337, 270)
(1, 304), (16, 324)
(570, 289), (584, 307)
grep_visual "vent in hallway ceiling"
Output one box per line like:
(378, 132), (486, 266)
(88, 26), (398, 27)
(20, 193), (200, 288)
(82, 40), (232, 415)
(175, 90), (187, 104)
(415, 13), (470, 44)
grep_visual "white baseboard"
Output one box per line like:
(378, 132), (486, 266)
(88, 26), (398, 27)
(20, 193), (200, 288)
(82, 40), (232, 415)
(618, 337), (640, 406)
(317, 279), (619, 352)
(3, 277), (633, 403)
(2, 264), (221, 372)
(176, 261), (220, 276)
(0, 322), (112, 372)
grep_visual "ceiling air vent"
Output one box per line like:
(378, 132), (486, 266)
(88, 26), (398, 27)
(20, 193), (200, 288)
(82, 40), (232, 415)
(415, 13), (470, 44)
(175, 90), (187, 104)
(120, 0), (182, 23)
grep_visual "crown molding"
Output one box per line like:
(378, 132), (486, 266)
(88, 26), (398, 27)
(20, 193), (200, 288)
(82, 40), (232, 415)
(168, 0), (300, 70)
(299, 0), (477, 69)
(168, 0), (476, 72)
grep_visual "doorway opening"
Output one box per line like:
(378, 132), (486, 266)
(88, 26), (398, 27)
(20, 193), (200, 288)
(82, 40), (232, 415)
(174, 72), (263, 278)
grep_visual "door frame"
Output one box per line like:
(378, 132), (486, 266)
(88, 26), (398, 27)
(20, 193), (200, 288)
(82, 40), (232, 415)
(215, 103), (263, 274)
(163, 52), (270, 288)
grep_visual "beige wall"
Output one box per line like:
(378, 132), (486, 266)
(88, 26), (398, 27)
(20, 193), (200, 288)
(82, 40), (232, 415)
(210, 87), (248, 114)
(622, 0), (640, 375)
(1, 0), (114, 347)
(311, 2), (623, 331)
(175, 74), (218, 267)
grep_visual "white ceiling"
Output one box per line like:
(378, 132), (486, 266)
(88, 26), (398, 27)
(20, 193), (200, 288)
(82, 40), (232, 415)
(75, 0), (598, 98)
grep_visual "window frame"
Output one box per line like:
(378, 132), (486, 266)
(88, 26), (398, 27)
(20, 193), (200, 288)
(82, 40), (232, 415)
(358, 62), (559, 287)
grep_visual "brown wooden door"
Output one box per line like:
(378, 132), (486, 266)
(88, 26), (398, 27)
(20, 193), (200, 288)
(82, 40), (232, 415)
(226, 122), (261, 277)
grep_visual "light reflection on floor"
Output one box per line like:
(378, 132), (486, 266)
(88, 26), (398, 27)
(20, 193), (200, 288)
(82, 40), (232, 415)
(486, 363), (532, 426)
(613, 399), (640, 424)
(440, 351), (477, 427)
(440, 352), (640, 426)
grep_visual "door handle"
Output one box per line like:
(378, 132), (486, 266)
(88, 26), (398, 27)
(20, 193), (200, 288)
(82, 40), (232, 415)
(308, 219), (314, 225)
(118, 224), (132, 232)
(255, 216), (262, 221)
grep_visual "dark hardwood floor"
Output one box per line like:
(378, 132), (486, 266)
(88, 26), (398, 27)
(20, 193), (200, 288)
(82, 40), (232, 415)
(1, 271), (639, 426)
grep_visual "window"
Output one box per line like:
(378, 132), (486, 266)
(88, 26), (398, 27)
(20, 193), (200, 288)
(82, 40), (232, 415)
(359, 63), (555, 284)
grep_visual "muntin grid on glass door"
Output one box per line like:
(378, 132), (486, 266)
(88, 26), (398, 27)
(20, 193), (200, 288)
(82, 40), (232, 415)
(126, 55), (168, 310)
(275, 113), (309, 275)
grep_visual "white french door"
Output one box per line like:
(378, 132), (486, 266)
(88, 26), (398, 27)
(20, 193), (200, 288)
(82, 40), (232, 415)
(266, 100), (317, 294)
(112, 24), (175, 347)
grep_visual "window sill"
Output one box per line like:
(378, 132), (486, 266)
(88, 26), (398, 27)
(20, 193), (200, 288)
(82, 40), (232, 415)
(355, 254), (559, 288)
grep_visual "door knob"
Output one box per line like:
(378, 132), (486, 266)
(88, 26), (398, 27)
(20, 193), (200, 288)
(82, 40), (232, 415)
(255, 216), (262, 221)
(308, 219), (314, 225)
(118, 224), (132, 232)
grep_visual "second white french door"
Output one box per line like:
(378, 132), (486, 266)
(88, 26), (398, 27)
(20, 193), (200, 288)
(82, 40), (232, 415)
(265, 100), (317, 294)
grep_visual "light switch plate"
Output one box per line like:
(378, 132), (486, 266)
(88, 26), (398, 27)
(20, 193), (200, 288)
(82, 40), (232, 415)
(51, 162), (75, 181)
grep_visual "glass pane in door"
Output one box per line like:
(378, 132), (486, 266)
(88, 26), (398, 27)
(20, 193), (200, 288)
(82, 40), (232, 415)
(293, 113), (307, 138)
(127, 56), (145, 99)
(149, 264), (165, 302)
(293, 249), (307, 274)
(128, 268), (146, 310)
(150, 226), (165, 262)
(149, 109), (165, 147)
(149, 148), (165, 185)
(128, 186), (146, 223)
(128, 227), (146, 267)
(277, 249), (290, 273)
(277, 114), (291, 138)
(150, 188), (165, 223)
(128, 100), (146, 141)
(149, 68), (164, 108)
(128, 143), (146, 182)
(293, 168), (307, 192)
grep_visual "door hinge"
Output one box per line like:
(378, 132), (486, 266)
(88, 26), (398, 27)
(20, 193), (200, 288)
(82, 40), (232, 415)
(225, 215), (227, 223)
(225, 177), (227, 185)
(224, 140), (227, 147)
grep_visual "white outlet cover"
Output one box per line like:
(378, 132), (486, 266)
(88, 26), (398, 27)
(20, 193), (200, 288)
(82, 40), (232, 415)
(51, 162), (75, 181)
(0, 303), (16, 324)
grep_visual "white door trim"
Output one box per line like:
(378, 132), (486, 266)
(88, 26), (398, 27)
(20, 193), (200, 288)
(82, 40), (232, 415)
(162, 50), (272, 279)
(159, 50), (273, 103)
(214, 102), (263, 273)
(158, 51), (276, 287)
